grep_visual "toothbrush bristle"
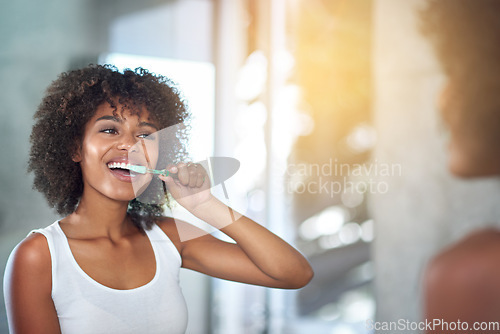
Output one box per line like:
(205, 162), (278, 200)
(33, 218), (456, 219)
(129, 165), (147, 174)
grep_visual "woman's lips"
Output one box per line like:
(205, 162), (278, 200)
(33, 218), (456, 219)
(108, 168), (135, 183)
(106, 160), (152, 184)
(107, 163), (140, 183)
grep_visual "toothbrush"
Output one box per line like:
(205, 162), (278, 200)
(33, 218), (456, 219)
(128, 165), (177, 178)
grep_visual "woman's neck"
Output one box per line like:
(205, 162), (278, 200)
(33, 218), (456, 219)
(65, 194), (135, 241)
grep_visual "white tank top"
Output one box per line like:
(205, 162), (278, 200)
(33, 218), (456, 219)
(29, 221), (188, 334)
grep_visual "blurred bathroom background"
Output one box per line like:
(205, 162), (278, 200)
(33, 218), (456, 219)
(2, 0), (500, 333)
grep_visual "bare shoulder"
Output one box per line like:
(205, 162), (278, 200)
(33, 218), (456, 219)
(155, 217), (180, 243)
(5, 232), (61, 333)
(426, 227), (500, 290)
(7, 232), (52, 276)
(434, 227), (500, 263)
(5, 232), (52, 296)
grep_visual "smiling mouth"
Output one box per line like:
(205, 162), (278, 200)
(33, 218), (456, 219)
(107, 162), (146, 180)
(107, 162), (137, 172)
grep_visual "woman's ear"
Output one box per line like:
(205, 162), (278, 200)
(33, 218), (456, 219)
(72, 143), (82, 162)
(72, 153), (82, 163)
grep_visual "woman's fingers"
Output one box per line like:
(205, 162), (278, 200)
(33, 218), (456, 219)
(159, 164), (177, 185)
(173, 162), (207, 188)
(165, 163), (178, 175)
(176, 162), (190, 186)
(195, 170), (205, 187)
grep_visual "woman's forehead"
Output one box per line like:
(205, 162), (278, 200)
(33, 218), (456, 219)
(92, 101), (154, 122)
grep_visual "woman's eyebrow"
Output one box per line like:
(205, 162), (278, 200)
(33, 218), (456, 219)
(138, 121), (159, 131)
(95, 116), (159, 130)
(95, 115), (121, 123)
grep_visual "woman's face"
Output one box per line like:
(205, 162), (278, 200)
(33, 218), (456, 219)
(440, 81), (500, 177)
(73, 101), (160, 202)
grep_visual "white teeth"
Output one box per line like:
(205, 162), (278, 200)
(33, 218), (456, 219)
(107, 162), (132, 170)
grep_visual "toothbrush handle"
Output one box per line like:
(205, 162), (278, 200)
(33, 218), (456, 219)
(148, 169), (177, 178)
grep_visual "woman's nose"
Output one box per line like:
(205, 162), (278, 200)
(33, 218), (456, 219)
(116, 133), (138, 151)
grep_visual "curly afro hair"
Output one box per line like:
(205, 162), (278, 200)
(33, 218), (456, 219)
(28, 64), (191, 230)
(420, 0), (500, 145)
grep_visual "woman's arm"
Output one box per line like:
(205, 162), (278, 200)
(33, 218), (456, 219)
(160, 162), (314, 289)
(4, 233), (61, 334)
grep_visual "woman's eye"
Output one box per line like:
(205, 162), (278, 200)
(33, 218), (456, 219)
(100, 128), (118, 135)
(139, 133), (156, 140)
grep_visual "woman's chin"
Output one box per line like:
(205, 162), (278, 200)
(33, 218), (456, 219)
(448, 153), (500, 178)
(104, 188), (138, 203)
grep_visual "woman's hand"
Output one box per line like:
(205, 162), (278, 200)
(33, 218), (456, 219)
(159, 162), (214, 213)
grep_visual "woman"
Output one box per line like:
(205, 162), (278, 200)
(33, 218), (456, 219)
(421, 0), (500, 333)
(3, 65), (313, 334)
